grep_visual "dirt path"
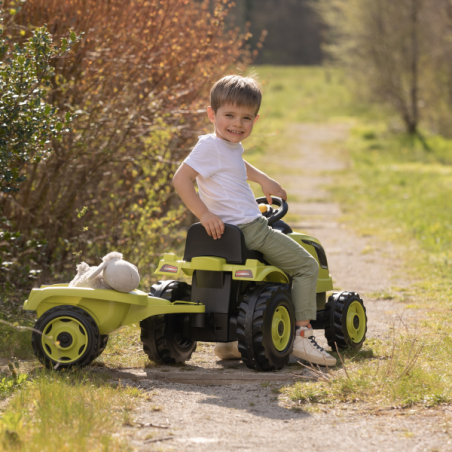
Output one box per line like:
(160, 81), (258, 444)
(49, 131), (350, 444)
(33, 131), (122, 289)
(112, 124), (451, 451)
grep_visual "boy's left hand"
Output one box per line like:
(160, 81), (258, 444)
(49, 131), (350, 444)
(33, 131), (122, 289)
(261, 178), (287, 204)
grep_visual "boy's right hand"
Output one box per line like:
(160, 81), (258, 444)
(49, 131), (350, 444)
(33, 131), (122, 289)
(200, 212), (225, 240)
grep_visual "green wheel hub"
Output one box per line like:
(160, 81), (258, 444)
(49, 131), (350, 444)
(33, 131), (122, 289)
(346, 301), (366, 343)
(271, 306), (291, 351)
(41, 317), (88, 363)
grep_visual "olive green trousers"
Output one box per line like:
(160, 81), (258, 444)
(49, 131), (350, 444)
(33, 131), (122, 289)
(238, 216), (318, 321)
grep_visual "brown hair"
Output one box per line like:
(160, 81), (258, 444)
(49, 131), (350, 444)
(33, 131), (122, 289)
(210, 74), (262, 114)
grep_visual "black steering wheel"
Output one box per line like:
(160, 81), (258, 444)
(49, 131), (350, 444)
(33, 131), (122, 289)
(255, 196), (289, 225)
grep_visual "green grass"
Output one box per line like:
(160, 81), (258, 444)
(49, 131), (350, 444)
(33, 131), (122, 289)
(0, 370), (141, 452)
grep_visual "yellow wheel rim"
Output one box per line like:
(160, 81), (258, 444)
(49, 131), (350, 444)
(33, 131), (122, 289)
(346, 301), (366, 343)
(271, 306), (291, 351)
(41, 317), (88, 363)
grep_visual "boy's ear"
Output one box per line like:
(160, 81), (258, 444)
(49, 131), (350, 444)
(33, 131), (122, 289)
(207, 106), (215, 123)
(253, 114), (260, 124)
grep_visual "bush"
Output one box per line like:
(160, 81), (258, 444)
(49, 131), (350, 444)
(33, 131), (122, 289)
(0, 0), (257, 310)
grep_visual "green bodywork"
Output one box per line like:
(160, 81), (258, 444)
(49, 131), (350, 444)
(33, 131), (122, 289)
(155, 232), (333, 293)
(23, 285), (205, 335)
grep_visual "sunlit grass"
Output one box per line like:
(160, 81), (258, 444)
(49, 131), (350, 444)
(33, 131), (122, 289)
(94, 324), (150, 369)
(283, 326), (452, 411)
(0, 370), (142, 452)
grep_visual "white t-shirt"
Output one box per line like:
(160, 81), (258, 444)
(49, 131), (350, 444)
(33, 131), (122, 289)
(183, 134), (261, 225)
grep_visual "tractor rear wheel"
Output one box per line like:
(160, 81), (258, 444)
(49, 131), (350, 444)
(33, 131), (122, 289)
(31, 305), (100, 370)
(237, 284), (295, 371)
(324, 291), (367, 351)
(141, 281), (197, 364)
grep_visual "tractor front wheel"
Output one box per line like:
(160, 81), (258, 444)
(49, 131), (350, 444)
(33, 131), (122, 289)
(324, 291), (367, 351)
(237, 284), (295, 371)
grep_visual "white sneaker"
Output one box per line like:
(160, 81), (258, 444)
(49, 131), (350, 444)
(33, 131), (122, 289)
(214, 341), (241, 360)
(291, 325), (336, 367)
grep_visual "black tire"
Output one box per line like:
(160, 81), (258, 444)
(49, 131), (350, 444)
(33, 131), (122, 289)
(31, 305), (100, 370)
(141, 280), (197, 364)
(237, 284), (295, 371)
(94, 335), (109, 359)
(149, 280), (191, 301)
(324, 291), (367, 351)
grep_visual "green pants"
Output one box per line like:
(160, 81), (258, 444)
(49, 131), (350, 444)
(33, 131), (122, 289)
(238, 217), (318, 321)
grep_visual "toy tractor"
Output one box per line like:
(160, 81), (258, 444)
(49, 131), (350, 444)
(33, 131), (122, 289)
(24, 197), (367, 371)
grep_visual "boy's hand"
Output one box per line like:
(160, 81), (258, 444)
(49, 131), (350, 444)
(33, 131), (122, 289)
(200, 211), (225, 240)
(261, 178), (287, 205)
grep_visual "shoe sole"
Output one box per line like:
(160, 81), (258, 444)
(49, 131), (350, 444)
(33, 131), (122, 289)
(291, 349), (336, 367)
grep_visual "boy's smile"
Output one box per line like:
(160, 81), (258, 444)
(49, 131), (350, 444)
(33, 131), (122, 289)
(207, 104), (259, 143)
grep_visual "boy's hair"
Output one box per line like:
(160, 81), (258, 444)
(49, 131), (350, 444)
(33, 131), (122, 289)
(210, 74), (262, 115)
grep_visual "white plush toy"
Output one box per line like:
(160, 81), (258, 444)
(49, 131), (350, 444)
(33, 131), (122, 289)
(69, 252), (140, 293)
(69, 262), (112, 290)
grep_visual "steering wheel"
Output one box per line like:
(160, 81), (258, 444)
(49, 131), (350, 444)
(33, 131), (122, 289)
(255, 196), (289, 225)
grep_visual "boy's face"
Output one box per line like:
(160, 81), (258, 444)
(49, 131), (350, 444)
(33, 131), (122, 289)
(207, 103), (259, 144)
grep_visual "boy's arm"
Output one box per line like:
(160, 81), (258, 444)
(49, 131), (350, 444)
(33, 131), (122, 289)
(172, 163), (225, 240)
(244, 160), (287, 204)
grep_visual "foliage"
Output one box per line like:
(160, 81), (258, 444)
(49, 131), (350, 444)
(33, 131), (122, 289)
(0, 0), (258, 310)
(0, 7), (80, 193)
(0, 318), (34, 359)
(316, 0), (452, 138)
(0, 363), (28, 400)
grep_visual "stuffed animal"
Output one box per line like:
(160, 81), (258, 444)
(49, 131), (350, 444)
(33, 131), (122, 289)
(69, 262), (112, 290)
(69, 252), (140, 293)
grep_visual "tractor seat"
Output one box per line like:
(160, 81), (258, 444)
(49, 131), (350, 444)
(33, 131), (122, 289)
(183, 223), (264, 265)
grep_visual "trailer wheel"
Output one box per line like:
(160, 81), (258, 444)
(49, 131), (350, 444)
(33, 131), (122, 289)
(32, 305), (100, 370)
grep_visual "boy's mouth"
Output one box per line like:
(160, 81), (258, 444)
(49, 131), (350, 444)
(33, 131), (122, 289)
(227, 129), (244, 135)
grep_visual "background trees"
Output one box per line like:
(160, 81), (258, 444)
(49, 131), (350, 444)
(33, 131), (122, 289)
(317, 0), (452, 138)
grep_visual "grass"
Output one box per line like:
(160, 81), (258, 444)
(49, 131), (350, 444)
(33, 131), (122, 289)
(94, 324), (149, 369)
(0, 370), (142, 451)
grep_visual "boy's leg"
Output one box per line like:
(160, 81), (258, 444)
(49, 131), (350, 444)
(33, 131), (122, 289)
(238, 217), (336, 366)
(238, 217), (318, 322)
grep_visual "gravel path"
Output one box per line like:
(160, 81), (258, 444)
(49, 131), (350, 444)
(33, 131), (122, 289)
(112, 123), (451, 451)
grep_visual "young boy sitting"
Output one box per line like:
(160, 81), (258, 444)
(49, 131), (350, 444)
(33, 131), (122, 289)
(172, 74), (336, 367)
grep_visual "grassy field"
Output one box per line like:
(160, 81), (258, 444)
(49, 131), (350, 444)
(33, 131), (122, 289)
(2, 66), (452, 447)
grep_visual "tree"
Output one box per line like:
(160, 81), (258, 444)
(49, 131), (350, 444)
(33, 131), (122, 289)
(316, 0), (452, 138)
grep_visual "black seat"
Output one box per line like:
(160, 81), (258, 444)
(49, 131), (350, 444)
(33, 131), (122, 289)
(183, 223), (264, 265)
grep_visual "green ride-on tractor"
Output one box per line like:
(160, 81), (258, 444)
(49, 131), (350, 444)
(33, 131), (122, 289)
(24, 196), (367, 371)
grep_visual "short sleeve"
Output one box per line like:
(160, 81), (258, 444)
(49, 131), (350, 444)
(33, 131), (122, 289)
(183, 136), (220, 179)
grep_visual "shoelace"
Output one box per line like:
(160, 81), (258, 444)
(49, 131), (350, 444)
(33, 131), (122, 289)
(308, 336), (326, 353)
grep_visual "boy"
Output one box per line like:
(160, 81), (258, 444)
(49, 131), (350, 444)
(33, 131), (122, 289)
(172, 75), (336, 366)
